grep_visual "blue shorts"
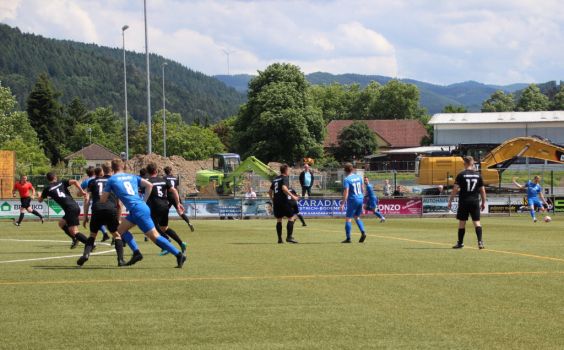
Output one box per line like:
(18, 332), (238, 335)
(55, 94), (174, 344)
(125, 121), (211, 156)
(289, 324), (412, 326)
(126, 203), (155, 233)
(346, 198), (364, 218)
(528, 197), (543, 209)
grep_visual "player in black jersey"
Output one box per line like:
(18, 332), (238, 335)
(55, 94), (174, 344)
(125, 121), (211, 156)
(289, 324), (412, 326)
(38, 172), (89, 249)
(447, 156), (487, 249)
(147, 163), (187, 254)
(269, 164), (299, 244)
(78, 164), (127, 266)
(164, 166), (194, 232)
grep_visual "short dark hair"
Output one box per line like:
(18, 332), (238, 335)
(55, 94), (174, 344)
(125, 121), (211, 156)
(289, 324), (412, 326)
(85, 166), (95, 177)
(111, 158), (124, 172)
(164, 166), (172, 175)
(146, 162), (158, 175)
(94, 167), (103, 177)
(46, 172), (56, 182)
(139, 168), (147, 177)
(101, 162), (111, 175)
(280, 164), (289, 175)
(463, 156), (474, 165)
(344, 163), (354, 174)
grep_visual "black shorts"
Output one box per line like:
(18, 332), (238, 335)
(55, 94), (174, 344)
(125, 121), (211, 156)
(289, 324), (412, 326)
(63, 204), (81, 227)
(90, 208), (119, 233)
(150, 202), (170, 227)
(289, 200), (300, 215)
(273, 201), (294, 219)
(20, 197), (31, 209)
(456, 200), (480, 221)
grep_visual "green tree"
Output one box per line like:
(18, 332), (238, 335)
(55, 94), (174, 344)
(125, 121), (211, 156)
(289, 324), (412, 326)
(233, 63), (325, 163)
(212, 116), (237, 151)
(334, 122), (378, 161)
(550, 85), (564, 110)
(26, 73), (65, 164)
(481, 90), (515, 112)
(442, 104), (467, 113)
(66, 107), (125, 154)
(368, 80), (424, 119)
(516, 84), (550, 111)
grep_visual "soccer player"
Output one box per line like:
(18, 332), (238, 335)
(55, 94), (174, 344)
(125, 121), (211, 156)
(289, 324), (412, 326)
(101, 159), (186, 268)
(363, 176), (385, 223)
(78, 164), (128, 266)
(289, 188), (306, 226)
(12, 175), (44, 226)
(339, 163), (366, 243)
(447, 156), (486, 249)
(512, 175), (549, 223)
(269, 164), (299, 244)
(81, 166), (110, 242)
(38, 173), (89, 249)
(146, 163), (187, 255)
(164, 166), (194, 232)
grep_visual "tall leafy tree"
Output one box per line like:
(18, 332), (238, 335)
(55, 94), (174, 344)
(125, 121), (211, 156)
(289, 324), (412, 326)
(481, 90), (515, 112)
(233, 63), (325, 163)
(334, 122), (378, 161)
(550, 85), (564, 110)
(516, 84), (550, 111)
(26, 73), (65, 164)
(368, 80), (424, 119)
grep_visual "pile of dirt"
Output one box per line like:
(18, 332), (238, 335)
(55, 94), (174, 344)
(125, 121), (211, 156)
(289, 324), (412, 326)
(126, 154), (212, 195)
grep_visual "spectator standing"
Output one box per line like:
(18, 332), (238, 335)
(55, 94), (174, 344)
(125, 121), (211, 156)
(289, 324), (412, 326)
(299, 164), (315, 197)
(383, 179), (392, 197)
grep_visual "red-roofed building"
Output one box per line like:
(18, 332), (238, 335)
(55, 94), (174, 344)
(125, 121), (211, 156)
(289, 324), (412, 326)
(324, 120), (428, 151)
(65, 143), (120, 168)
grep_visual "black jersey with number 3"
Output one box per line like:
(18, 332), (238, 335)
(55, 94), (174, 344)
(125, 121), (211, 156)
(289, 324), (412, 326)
(270, 175), (290, 203)
(455, 169), (484, 202)
(41, 180), (76, 209)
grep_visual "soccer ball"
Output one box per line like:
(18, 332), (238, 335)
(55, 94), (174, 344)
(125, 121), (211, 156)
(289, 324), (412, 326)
(543, 216), (552, 223)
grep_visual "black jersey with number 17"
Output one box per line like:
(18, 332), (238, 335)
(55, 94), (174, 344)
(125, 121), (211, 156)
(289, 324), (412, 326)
(455, 169), (484, 202)
(88, 175), (117, 211)
(270, 175), (289, 203)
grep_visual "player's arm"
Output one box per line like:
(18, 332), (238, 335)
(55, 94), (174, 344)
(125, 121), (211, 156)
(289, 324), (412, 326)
(140, 179), (153, 202)
(69, 179), (87, 197)
(30, 185), (36, 199)
(100, 181), (111, 204)
(512, 177), (524, 189)
(38, 188), (47, 203)
(169, 187), (184, 215)
(340, 187), (349, 211)
(479, 186), (487, 211)
(538, 191), (549, 206)
(12, 184), (17, 198)
(268, 187), (273, 200)
(282, 185), (298, 201)
(447, 184), (459, 210)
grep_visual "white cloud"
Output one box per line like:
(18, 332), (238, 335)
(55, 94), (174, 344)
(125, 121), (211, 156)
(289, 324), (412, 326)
(0, 0), (21, 21)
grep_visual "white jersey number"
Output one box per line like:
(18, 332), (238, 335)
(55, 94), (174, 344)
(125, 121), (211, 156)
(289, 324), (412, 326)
(466, 179), (478, 192)
(123, 181), (135, 195)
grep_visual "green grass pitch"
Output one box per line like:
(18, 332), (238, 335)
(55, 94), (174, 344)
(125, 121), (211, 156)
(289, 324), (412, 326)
(0, 216), (563, 349)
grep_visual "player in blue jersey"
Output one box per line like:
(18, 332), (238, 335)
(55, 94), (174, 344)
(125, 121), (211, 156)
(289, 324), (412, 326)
(101, 159), (186, 268)
(363, 176), (385, 223)
(513, 176), (549, 223)
(81, 166), (110, 242)
(339, 163), (366, 243)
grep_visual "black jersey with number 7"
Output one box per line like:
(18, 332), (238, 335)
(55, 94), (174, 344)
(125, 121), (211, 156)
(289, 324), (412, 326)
(455, 169), (484, 202)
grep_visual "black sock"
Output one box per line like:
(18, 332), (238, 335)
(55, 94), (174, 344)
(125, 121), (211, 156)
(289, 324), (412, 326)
(75, 232), (89, 244)
(165, 228), (183, 247)
(31, 210), (43, 219)
(286, 221), (295, 238)
(475, 226), (483, 242)
(276, 222), (282, 240)
(181, 213), (191, 225)
(297, 214), (306, 226)
(17, 213), (24, 224)
(62, 225), (74, 240)
(114, 239), (124, 261)
(156, 225), (170, 240)
(457, 228), (465, 244)
(83, 236), (96, 256)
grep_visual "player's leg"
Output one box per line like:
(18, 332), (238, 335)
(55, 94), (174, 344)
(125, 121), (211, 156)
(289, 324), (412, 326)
(15, 207), (25, 226)
(99, 225), (110, 242)
(453, 204), (469, 248)
(173, 202), (195, 232)
(342, 217), (353, 243)
(353, 200), (366, 242)
(161, 225), (185, 251)
(469, 203), (484, 249)
(286, 215), (298, 243)
(77, 212), (103, 266)
(106, 213), (126, 265)
(26, 205), (44, 223)
(528, 199), (537, 222)
(117, 218), (143, 266)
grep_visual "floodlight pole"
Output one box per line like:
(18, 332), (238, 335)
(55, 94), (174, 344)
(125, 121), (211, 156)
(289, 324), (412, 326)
(122, 24), (129, 160)
(144, 0), (152, 154)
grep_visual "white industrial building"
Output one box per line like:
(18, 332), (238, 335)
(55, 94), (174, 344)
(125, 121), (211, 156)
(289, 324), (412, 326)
(430, 111), (564, 145)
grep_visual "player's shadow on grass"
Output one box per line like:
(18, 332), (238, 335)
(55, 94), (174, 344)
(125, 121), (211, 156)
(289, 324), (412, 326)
(32, 265), (163, 270)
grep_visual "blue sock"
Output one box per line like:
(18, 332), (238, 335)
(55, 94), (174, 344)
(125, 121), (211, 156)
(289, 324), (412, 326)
(155, 236), (180, 256)
(529, 209), (535, 219)
(100, 225), (107, 235)
(345, 222), (352, 240)
(374, 211), (384, 219)
(355, 218), (365, 233)
(122, 231), (139, 253)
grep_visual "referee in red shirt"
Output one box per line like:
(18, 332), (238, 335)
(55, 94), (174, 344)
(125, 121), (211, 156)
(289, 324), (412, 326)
(12, 175), (44, 226)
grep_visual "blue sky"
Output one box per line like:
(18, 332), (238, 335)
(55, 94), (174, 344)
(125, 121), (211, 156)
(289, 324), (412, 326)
(1, 0), (563, 85)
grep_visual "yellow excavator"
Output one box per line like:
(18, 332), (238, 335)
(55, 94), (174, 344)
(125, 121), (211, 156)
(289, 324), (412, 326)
(416, 136), (564, 187)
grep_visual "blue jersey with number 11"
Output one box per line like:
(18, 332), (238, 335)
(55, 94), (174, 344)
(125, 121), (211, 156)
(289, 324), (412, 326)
(104, 173), (144, 210)
(344, 174), (364, 201)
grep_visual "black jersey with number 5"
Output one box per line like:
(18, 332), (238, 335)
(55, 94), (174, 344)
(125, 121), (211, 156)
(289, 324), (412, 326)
(41, 180), (76, 209)
(148, 176), (171, 206)
(455, 169), (484, 202)
(270, 175), (289, 203)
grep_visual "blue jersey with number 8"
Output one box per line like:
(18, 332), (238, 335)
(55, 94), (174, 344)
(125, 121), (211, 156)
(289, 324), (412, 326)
(344, 174), (364, 202)
(104, 173), (144, 210)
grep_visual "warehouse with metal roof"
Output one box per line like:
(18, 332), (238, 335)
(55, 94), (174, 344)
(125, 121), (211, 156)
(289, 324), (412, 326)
(429, 111), (564, 145)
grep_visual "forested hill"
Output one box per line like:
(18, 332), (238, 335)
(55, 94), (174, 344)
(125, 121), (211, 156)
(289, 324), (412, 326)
(0, 24), (245, 123)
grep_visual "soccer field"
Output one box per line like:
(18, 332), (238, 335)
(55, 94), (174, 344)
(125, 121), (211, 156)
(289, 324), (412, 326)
(0, 217), (562, 349)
